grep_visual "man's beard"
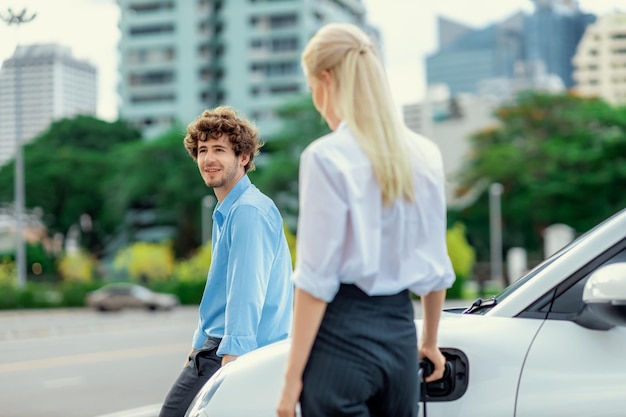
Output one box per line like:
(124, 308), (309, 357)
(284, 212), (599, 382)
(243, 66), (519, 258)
(205, 163), (238, 189)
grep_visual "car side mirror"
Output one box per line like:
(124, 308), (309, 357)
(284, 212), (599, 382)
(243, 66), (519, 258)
(576, 263), (626, 330)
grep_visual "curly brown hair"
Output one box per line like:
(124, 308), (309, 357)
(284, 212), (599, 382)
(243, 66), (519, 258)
(183, 106), (262, 172)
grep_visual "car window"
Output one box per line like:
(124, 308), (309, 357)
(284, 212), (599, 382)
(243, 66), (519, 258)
(546, 245), (626, 316)
(131, 286), (151, 297)
(109, 286), (132, 296)
(498, 212), (626, 310)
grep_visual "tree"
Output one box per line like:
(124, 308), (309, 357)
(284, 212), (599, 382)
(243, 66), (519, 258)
(249, 94), (331, 229)
(453, 91), (626, 259)
(0, 115), (141, 256)
(102, 124), (210, 257)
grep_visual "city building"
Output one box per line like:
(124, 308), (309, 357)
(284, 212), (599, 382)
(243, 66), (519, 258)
(0, 44), (97, 167)
(477, 60), (565, 102)
(426, 0), (595, 96)
(573, 12), (626, 105)
(524, 0), (596, 88)
(403, 85), (498, 209)
(426, 13), (526, 95)
(116, 0), (374, 139)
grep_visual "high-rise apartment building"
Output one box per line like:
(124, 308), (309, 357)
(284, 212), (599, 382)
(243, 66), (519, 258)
(116, 0), (372, 139)
(0, 44), (97, 167)
(573, 12), (626, 105)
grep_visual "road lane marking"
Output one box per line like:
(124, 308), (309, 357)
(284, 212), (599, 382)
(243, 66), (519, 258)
(42, 376), (84, 388)
(0, 343), (188, 374)
(94, 403), (162, 417)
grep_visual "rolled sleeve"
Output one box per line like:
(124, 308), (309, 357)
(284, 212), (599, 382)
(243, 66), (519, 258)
(293, 147), (348, 303)
(192, 324), (207, 350)
(220, 205), (274, 356)
(218, 335), (257, 357)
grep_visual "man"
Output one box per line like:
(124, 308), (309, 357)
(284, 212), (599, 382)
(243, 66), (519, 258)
(159, 106), (294, 417)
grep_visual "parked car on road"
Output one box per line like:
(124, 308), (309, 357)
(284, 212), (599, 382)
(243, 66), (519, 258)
(185, 208), (626, 417)
(85, 283), (179, 312)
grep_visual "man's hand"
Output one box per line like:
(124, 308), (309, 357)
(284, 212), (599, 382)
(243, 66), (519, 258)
(185, 348), (198, 367)
(221, 354), (238, 366)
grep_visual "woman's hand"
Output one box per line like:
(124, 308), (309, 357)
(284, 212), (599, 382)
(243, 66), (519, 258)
(419, 344), (447, 383)
(276, 377), (302, 417)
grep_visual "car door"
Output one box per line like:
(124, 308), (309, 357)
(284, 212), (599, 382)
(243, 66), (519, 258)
(516, 241), (626, 417)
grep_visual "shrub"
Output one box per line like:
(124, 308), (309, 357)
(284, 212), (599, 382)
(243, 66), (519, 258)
(284, 223), (297, 267)
(58, 250), (96, 282)
(60, 280), (102, 307)
(446, 222), (476, 299)
(173, 244), (212, 282)
(0, 257), (16, 288)
(113, 241), (175, 283)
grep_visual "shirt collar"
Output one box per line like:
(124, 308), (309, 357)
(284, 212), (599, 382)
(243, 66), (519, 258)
(213, 175), (251, 225)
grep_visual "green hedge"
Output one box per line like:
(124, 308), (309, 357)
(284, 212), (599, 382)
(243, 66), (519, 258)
(0, 279), (205, 310)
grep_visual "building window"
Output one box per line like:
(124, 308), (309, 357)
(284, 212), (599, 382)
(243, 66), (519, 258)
(269, 14), (298, 29)
(199, 67), (212, 81)
(269, 84), (299, 94)
(129, 71), (174, 86)
(199, 43), (211, 58)
(267, 61), (298, 76)
(130, 93), (175, 103)
(127, 47), (175, 64)
(129, 23), (175, 36)
(271, 37), (298, 52)
(129, 1), (174, 13)
(249, 61), (298, 77)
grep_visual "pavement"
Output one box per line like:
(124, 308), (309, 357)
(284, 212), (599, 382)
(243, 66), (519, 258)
(0, 306), (198, 341)
(0, 299), (472, 341)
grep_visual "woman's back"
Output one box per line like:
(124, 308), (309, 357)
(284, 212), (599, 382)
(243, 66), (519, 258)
(295, 122), (455, 300)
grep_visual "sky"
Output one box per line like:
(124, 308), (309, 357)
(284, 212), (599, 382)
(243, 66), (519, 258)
(0, 0), (622, 121)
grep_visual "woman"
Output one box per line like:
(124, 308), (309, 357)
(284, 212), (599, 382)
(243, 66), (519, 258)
(277, 23), (456, 417)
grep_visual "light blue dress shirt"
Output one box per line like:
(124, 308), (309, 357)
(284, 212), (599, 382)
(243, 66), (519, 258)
(293, 122), (456, 303)
(193, 175), (294, 356)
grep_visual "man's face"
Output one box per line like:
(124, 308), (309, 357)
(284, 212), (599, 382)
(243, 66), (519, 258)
(197, 134), (249, 199)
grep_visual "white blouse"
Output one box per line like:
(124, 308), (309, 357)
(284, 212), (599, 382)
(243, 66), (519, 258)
(292, 121), (456, 303)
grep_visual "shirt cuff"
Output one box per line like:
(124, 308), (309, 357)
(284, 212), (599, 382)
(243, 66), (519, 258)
(217, 335), (257, 357)
(192, 329), (208, 350)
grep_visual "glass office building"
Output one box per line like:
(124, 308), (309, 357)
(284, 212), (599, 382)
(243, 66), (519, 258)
(426, 0), (595, 94)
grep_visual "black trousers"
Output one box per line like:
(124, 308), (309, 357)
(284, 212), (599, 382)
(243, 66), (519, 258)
(300, 284), (419, 417)
(158, 337), (222, 417)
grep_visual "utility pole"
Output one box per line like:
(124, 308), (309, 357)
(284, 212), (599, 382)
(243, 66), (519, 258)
(201, 195), (216, 245)
(489, 182), (504, 288)
(1, 7), (37, 289)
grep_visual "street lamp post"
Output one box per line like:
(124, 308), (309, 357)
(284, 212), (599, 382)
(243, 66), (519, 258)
(201, 195), (216, 245)
(1, 7), (37, 289)
(489, 182), (504, 288)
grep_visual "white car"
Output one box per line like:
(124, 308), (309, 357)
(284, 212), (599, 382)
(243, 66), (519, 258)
(186, 208), (626, 417)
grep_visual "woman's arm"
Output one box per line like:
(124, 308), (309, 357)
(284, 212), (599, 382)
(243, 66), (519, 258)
(418, 288), (447, 382)
(276, 288), (327, 417)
